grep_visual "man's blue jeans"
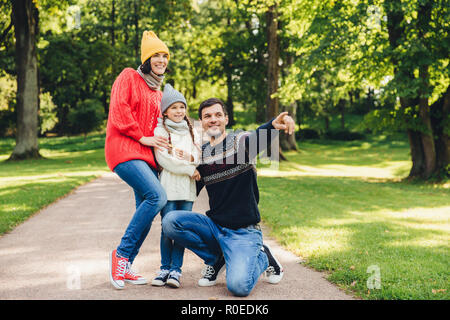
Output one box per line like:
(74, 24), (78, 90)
(162, 210), (269, 297)
(160, 201), (193, 273)
(114, 160), (167, 264)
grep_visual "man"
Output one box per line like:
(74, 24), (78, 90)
(162, 98), (295, 297)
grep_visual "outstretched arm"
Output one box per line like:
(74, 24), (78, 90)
(240, 112), (295, 161)
(271, 112), (295, 135)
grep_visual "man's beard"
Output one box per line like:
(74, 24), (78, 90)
(206, 128), (223, 138)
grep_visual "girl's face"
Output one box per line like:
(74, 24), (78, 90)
(150, 52), (169, 75)
(164, 102), (186, 123)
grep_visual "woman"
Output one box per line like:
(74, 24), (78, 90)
(105, 31), (170, 290)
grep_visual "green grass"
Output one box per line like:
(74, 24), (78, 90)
(1, 131), (449, 300)
(0, 133), (109, 235)
(257, 135), (450, 300)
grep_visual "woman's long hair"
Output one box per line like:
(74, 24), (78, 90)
(140, 57), (171, 75)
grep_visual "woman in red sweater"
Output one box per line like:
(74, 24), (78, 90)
(106, 31), (170, 290)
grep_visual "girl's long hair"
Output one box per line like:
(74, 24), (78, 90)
(162, 114), (198, 154)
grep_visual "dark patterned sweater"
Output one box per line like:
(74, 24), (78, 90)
(196, 120), (277, 229)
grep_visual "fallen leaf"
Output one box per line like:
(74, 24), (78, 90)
(350, 265), (355, 270)
(432, 289), (447, 294)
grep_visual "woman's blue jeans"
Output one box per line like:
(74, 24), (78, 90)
(162, 210), (269, 297)
(114, 160), (167, 264)
(160, 201), (193, 273)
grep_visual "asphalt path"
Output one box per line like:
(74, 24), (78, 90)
(0, 172), (354, 300)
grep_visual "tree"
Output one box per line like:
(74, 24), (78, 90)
(266, 3), (280, 121)
(382, 0), (449, 179)
(9, 0), (41, 160)
(277, 0), (449, 179)
(40, 31), (115, 135)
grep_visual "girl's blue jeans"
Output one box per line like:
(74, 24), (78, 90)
(114, 160), (167, 264)
(160, 200), (193, 273)
(162, 210), (269, 297)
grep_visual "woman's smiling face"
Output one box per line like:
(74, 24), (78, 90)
(150, 52), (169, 75)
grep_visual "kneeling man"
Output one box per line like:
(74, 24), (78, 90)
(162, 98), (295, 297)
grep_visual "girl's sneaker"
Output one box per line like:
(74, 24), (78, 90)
(166, 270), (182, 288)
(124, 262), (148, 285)
(151, 269), (170, 287)
(109, 249), (128, 290)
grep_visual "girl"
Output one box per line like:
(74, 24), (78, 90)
(151, 83), (201, 288)
(106, 31), (170, 290)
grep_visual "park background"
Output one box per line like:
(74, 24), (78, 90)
(0, 0), (448, 300)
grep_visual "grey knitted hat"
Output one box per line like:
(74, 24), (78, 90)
(160, 83), (187, 114)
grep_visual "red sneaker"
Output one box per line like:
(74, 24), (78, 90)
(109, 249), (128, 289)
(124, 262), (148, 285)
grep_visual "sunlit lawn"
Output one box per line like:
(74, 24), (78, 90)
(257, 135), (450, 300)
(1, 132), (449, 300)
(0, 134), (109, 235)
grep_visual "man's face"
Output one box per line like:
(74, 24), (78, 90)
(201, 103), (229, 138)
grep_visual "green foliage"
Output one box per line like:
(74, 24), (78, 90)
(277, 0), (449, 137)
(258, 139), (450, 300)
(39, 30), (116, 133)
(67, 98), (104, 136)
(0, 70), (16, 136)
(325, 130), (366, 141)
(296, 128), (320, 140)
(0, 109), (15, 137)
(39, 91), (58, 135)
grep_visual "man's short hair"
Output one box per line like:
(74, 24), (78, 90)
(198, 98), (228, 119)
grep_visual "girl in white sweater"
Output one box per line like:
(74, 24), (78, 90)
(151, 84), (201, 288)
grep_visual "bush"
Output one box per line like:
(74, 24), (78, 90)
(325, 129), (365, 141)
(39, 92), (58, 135)
(0, 109), (15, 137)
(67, 99), (105, 137)
(296, 128), (320, 140)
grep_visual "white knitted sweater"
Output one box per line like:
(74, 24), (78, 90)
(154, 118), (201, 201)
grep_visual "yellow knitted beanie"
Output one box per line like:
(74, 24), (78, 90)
(140, 31), (170, 64)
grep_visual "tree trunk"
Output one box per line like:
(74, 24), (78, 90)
(418, 65), (436, 179)
(339, 99), (346, 129)
(226, 68), (235, 127)
(438, 88), (450, 172)
(280, 101), (298, 151)
(266, 4), (287, 161)
(407, 128), (425, 177)
(279, 54), (298, 151)
(111, 0), (116, 47)
(265, 4), (279, 121)
(324, 115), (330, 132)
(192, 80), (197, 99)
(9, 0), (41, 160)
(416, 1), (436, 179)
(431, 86), (450, 177)
(385, 0), (440, 180)
(133, 0), (139, 60)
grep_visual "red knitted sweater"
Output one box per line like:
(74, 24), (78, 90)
(105, 68), (162, 171)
